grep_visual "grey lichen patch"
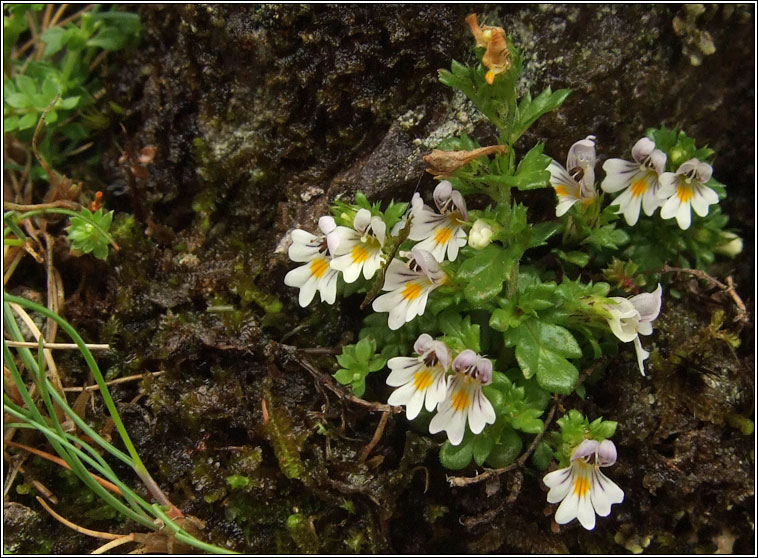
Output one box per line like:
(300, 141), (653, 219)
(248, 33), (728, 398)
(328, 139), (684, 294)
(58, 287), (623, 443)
(413, 91), (481, 150)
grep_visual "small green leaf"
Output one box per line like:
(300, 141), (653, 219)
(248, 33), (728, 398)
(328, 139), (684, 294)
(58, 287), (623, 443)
(40, 26), (69, 56)
(4, 115), (20, 131)
(531, 440), (554, 470)
(439, 439), (474, 470)
(485, 426), (522, 468)
(15, 74), (37, 97)
(60, 96), (80, 110)
(438, 311), (480, 353)
(333, 368), (353, 385)
(589, 419), (617, 440)
(554, 249), (590, 267)
(489, 304), (522, 332)
(511, 87), (571, 142)
(18, 111), (39, 130)
(582, 224), (630, 251)
(354, 337), (374, 363)
(87, 27), (128, 51)
(5, 92), (30, 109)
(472, 425), (499, 466)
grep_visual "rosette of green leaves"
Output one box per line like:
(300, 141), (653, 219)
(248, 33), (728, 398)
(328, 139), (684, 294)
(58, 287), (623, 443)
(65, 207), (114, 260)
(4, 5), (140, 178)
(333, 337), (386, 397)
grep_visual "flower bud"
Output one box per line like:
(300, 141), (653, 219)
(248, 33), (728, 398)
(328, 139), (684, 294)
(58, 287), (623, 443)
(714, 231), (743, 258)
(468, 219), (494, 249)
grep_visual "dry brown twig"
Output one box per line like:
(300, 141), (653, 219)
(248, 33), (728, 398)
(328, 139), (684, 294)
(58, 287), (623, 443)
(446, 356), (608, 488)
(661, 264), (749, 325)
(447, 403), (558, 488)
(278, 342), (401, 415)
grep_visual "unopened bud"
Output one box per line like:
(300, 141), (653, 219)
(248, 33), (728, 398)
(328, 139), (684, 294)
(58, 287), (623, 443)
(714, 231), (743, 258)
(469, 219), (494, 249)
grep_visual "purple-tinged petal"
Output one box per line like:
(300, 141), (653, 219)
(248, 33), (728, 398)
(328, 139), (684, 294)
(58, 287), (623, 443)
(596, 440), (617, 467)
(433, 181), (454, 210)
(452, 349), (478, 373)
(648, 149), (667, 175)
(631, 137), (656, 164)
(630, 284), (662, 323)
(353, 208), (372, 232)
(567, 135), (597, 172)
(413, 333), (436, 356)
(571, 439), (600, 462)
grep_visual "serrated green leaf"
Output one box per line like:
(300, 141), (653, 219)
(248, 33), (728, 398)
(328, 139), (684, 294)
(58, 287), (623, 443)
(505, 318), (582, 394)
(582, 225), (630, 251)
(513, 143), (552, 190)
(510, 87), (570, 142)
(528, 221), (561, 248)
(438, 311), (480, 353)
(511, 407), (543, 434)
(554, 249), (590, 267)
(589, 419), (617, 440)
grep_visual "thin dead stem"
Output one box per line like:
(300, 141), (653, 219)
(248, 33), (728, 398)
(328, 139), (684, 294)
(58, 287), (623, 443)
(36, 496), (125, 540)
(4, 200), (82, 212)
(62, 371), (165, 393)
(278, 343), (401, 415)
(359, 410), (390, 462)
(5, 440), (123, 496)
(4, 341), (110, 350)
(447, 403), (558, 487)
(661, 264), (749, 324)
(91, 534), (138, 555)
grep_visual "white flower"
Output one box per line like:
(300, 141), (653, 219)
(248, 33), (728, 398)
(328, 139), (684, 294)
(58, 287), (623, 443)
(548, 135), (597, 217)
(468, 219), (494, 249)
(329, 208), (387, 283)
(604, 284), (663, 376)
(543, 439), (624, 531)
(408, 181), (468, 262)
(386, 334), (451, 419)
(284, 216), (340, 307)
(658, 159), (718, 230)
(601, 137), (667, 226)
(428, 350), (496, 446)
(371, 247), (446, 330)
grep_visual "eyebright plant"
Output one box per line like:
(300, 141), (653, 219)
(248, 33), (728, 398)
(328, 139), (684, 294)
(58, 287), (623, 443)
(283, 14), (740, 531)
